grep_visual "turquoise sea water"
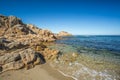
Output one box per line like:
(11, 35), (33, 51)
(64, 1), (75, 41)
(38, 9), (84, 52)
(56, 35), (120, 53)
(50, 35), (120, 80)
(56, 35), (120, 63)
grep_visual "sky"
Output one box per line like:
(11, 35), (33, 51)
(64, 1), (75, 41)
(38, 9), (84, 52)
(0, 0), (120, 35)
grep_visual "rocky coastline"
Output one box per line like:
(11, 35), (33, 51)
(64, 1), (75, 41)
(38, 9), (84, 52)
(0, 15), (120, 80)
(0, 14), (72, 75)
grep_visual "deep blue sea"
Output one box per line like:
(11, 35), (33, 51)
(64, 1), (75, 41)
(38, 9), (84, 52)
(56, 35), (120, 53)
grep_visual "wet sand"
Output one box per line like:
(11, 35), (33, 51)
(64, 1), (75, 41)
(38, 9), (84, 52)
(0, 63), (73, 80)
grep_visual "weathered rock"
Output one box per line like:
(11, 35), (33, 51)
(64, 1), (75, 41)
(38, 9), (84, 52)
(27, 24), (41, 34)
(0, 38), (28, 50)
(19, 48), (44, 69)
(27, 24), (57, 42)
(0, 15), (34, 36)
(34, 43), (47, 51)
(0, 42), (6, 50)
(6, 41), (27, 50)
(58, 31), (72, 36)
(0, 14), (62, 72)
(0, 53), (21, 65)
(0, 47), (46, 72)
(0, 38), (10, 50)
(2, 61), (24, 72)
(42, 48), (59, 60)
(33, 54), (41, 65)
(19, 48), (37, 65)
(8, 16), (23, 27)
(0, 15), (57, 42)
(0, 65), (2, 72)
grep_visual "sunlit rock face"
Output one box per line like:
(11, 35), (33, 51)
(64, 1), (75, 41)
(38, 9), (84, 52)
(0, 14), (60, 73)
(0, 39), (60, 72)
(0, 15), (57, 42)
(58, 31), (72, 36)
(0, 15), (34, 36)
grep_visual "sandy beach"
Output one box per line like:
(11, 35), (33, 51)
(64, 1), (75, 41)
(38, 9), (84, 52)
(0, 63), (73, 80)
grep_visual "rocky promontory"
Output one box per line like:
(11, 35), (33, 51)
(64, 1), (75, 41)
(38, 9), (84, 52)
(58, 31), (72, 36)
(0, 14), (60, 73)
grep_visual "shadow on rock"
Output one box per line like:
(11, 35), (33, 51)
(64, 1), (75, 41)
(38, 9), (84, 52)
(36, 52), (46, 64)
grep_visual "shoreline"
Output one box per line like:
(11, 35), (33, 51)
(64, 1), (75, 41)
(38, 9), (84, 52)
(0, 63), (74, 80)
(57, 70), (78, 80)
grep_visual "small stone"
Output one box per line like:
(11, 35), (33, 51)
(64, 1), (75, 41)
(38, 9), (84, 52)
(72, 52), (78, 58)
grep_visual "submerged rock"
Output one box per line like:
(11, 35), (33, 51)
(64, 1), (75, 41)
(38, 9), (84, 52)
(72, 52), (79, 58)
